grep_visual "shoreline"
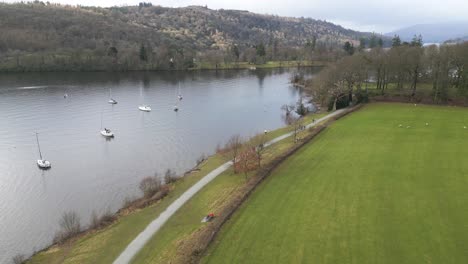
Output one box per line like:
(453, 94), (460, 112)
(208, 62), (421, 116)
(0, 60), (327, 74)
(25, 109), (324, 263)
(25, 109), (329, 263)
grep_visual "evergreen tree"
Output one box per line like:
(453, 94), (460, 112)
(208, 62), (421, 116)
(392, 35), (401, 47)
(343, 41), (355, 55)
(139, 44), (148, 61)
(256, 43), (266, 57)
(378, 38), (383, 47)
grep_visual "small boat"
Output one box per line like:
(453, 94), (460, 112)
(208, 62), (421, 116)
(100, 112), (114, 138)
(178, 83), (183, 100)
(139, 105), (151, 112)
(108, 88), (117, 104)
(100, 128), (114, 137)
(173, 105), (179, 112)
(64, 93), (68, 98)
(35, 132), (51, 169)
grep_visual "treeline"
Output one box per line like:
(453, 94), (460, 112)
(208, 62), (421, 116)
(304, 38), (468, 109)
(0, 2), (386, 72)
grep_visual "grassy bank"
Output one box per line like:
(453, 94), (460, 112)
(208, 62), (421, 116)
(27, 112), (326, 264)
(203, 103), (468, 264)
(190, 60), (327, 71)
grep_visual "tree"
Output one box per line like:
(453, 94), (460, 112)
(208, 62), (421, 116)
(358, 38), (366, 51)
(139, 175), (161, 197)
(139, 44), (148, 62)
(222, 134), (243, 173)
(392, 35), (401, 47)
(235, 146), (259, 179)
(343, 41), (355, 55)
(410, 34), (423, 47)
(378, 38), (383, 48)
(256, 43), (266, 57)
(369, 34), (378, 48)
(295, 96), (308, 116)
(231, 45), (240, 62)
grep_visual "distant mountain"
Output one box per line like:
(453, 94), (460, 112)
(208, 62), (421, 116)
(386, 22), (468, 43)
(445, 36), (468, 44)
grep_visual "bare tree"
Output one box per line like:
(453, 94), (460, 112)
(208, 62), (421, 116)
(139, 175), (161, 197)
(249, 131), (269, 167)
(53, 211), (81, 244)
(235, 146), (259, 179)
(222, 134), (243, 173)
(12, 254), (25, 264)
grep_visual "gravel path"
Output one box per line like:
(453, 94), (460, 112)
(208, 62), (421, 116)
(113, 109), (346, 264)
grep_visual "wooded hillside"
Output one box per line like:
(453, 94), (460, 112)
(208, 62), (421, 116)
(0, 2), (382, 71)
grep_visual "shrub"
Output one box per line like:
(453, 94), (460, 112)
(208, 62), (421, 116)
(53, 211), (81, 244)
(122, 196), (138, 208)
(139, 176), (161, 198)
(164, 169), (178, 184)
(196, 153), (206, 166)
(90, 209), (116, 229)
(12, 254), (25, 264)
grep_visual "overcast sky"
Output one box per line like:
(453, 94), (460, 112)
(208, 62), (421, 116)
(5, 0), (468, 32)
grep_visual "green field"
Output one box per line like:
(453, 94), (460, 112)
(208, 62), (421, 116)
(203, 103), (468, 264)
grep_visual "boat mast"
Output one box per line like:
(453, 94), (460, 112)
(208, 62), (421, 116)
(36, 132), (43, 160)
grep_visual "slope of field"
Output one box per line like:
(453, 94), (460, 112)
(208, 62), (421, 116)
(203, 103), (468, 264)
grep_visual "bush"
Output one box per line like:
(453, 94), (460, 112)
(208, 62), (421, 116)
(164, 169), (178, 184)
(12, 254), (25, 264)
(139, 175), (161, 198)
(122, 196), (138, 208)
(90, 209), (116, 229)
(196, 153), (206, 166)
(53, 211), (81, 244)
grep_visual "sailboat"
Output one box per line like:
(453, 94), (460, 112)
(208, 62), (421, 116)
(177, 82), (183, 101)
(174, 85), (179, 112)
(100, 112), (114, 138)
(108, 88), (118, 104)
(138, 105), (151, 112)
(36, 132), (51, 169)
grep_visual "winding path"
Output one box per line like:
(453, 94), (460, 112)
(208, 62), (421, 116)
(113, 109), (346, 264)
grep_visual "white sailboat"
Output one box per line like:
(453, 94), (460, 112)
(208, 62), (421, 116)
(108, 88), (118, 104)
(177, 82), (183, 100)
(100, 112), (114, 137)
(138, 105), (151, 112)
(36, 132), (51, 169)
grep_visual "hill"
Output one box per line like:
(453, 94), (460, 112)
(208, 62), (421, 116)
(0, 2), (379, 71)
(386, 22), (468, 43)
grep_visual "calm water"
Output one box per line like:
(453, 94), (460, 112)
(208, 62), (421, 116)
(0, 68), (319, 261)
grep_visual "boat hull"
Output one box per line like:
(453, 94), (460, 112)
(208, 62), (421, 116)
(138, 106), (151, 112)
(37, 159), (51, 169)
(100, 130), (114, 137)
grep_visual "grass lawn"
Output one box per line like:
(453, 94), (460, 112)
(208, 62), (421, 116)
(190, 60), (327, 70)
(203, 103), (468, 264)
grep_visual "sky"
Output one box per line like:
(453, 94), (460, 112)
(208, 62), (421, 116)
(4, 0), (468, 32)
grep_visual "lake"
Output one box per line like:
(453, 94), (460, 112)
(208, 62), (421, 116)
(0, 67), (320, 261)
